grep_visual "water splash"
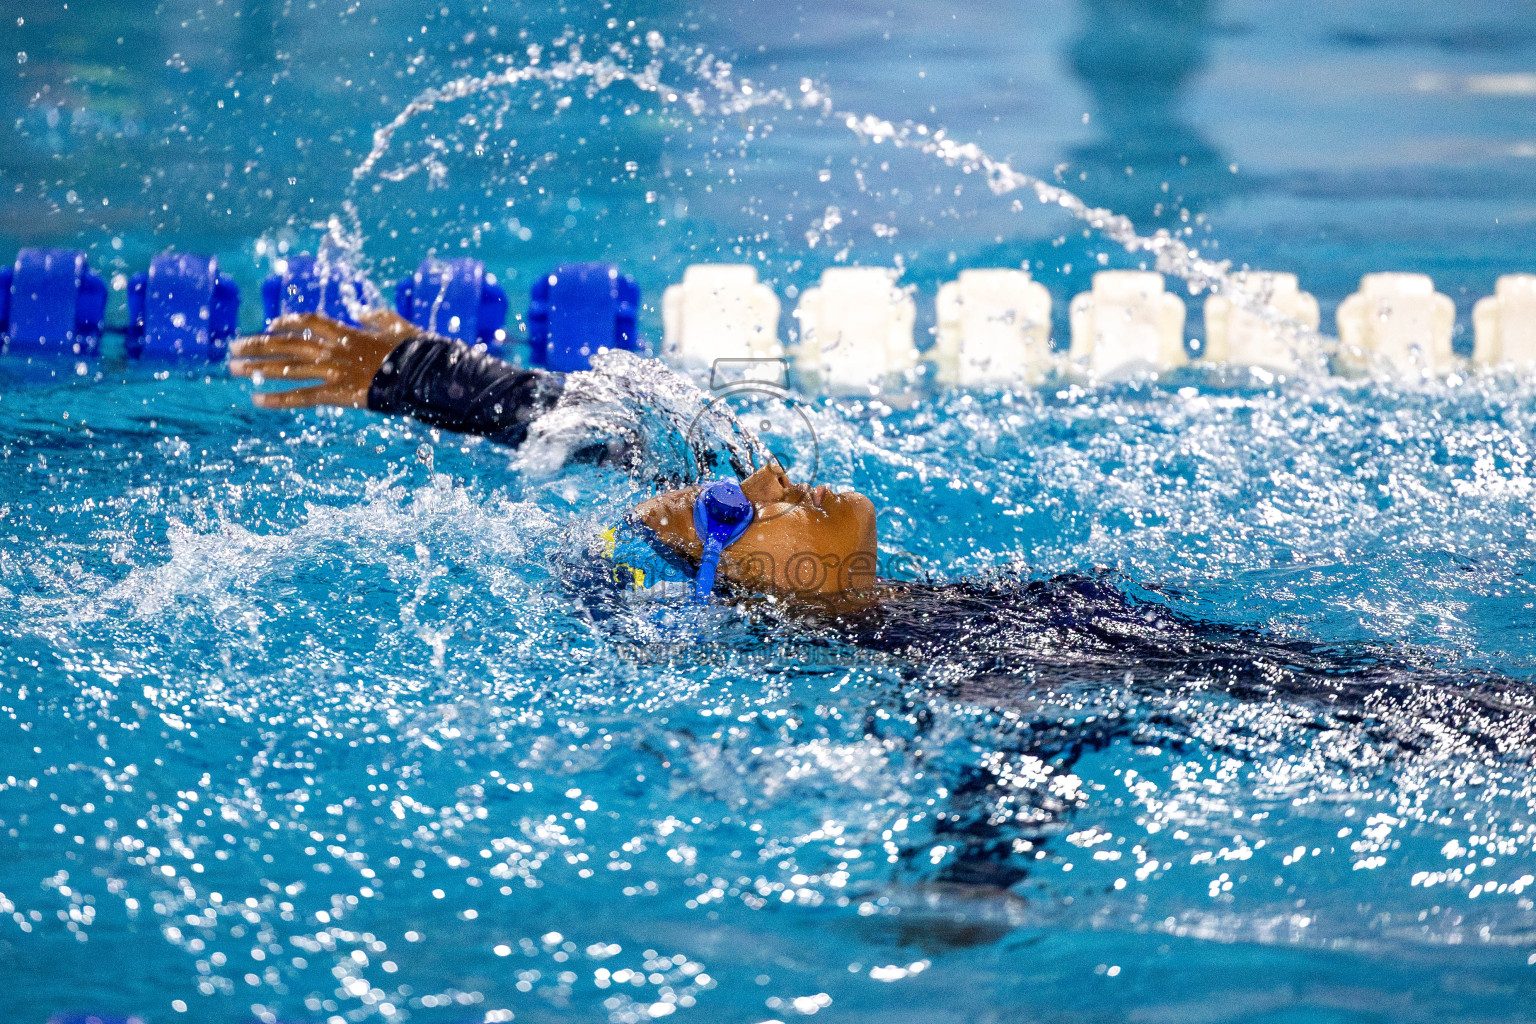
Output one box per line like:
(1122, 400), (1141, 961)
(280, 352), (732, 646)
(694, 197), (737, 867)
(305, 49), (796, 351)
(837, 114), (1338, 367)
(516, 349), (769, 484)
(350, 49), (795, 186)
(842, 113), (1231, 295)
(344, 45), (1331, 364)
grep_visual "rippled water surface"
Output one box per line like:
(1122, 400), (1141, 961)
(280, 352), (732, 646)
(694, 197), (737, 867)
(2, 365), (1534, 1023)
(3, 0), (1536, 1021)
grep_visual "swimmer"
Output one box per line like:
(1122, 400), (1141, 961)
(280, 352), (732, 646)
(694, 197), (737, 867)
(224, 314), (1518, 690)
(229, 317), (1532, 911)
(229, 312), (878, 602)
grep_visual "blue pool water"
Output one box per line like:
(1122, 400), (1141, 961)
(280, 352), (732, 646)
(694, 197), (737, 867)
(3, 1), (1536, 1022)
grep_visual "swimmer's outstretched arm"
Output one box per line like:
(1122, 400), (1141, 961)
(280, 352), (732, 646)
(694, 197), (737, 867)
(229, 312), (563, 447)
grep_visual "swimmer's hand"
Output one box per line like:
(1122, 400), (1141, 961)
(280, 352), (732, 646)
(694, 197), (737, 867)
(228, 311), (416, 409)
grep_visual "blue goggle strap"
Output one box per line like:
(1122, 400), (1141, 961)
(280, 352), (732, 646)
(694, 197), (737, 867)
(691, 480), (755, 604)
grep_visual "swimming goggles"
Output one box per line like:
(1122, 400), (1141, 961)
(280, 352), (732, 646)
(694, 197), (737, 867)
(691, 479), (755, 604)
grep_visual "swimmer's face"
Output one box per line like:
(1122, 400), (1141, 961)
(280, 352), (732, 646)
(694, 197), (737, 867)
(633, 464), (879, 597)
(737, 463), (864, 520)
(730, 464), (879, 595)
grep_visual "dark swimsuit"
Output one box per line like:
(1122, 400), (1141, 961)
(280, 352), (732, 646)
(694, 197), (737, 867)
(367, 334), (564, 448)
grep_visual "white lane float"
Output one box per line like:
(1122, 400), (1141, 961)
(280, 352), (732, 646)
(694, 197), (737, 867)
(933, 268), (1055, 388)
(1473, 274), (1536, 371)
(1068, 271), (1187, 377)
(792, 267), (918, 393)
(1201, 271), (1321, 374)
(661, 264), (783, 369)
(1335, 272), (1457, 376)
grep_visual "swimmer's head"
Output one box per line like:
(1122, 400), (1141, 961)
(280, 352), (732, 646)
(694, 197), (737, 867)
(720, 463), (879, 596)
(632, 463), (878, 599)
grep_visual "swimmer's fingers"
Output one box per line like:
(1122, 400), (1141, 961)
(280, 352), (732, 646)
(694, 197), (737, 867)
(266, 310), (413, 345)
(356, 307), (416, 335)
(228, 351), (330, 379)
(264, 312), (356, 339)
(236, 313), (393, 413)
(228, 335), (329, 363)
(250, 383), (360, 410)
(228, 357), (335, 383)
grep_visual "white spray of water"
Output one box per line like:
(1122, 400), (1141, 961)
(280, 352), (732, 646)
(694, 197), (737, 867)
(841, 114), (1230, 294)
(300, 49), (793, 328)
(516, 349), (769, 482)
(351, 49), (793, 185)
(340, 47), (1332, 369)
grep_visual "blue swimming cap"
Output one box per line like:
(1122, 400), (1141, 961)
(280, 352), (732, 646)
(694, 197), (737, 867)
(691, 480), (755, 603)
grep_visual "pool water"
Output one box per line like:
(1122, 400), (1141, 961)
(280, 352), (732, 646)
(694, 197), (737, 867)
(3, 1), (1536, 1022)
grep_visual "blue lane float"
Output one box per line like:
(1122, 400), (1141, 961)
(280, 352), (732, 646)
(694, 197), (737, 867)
(261, 254), (365, 326)
(0, 248), (107, 357)
(394, 257), (508, 355)
(125, 252), (241, 361)
(527, 262), (641, 372)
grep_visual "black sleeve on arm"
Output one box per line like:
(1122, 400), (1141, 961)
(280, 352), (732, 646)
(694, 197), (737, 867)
(366, 334), (564, 448)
